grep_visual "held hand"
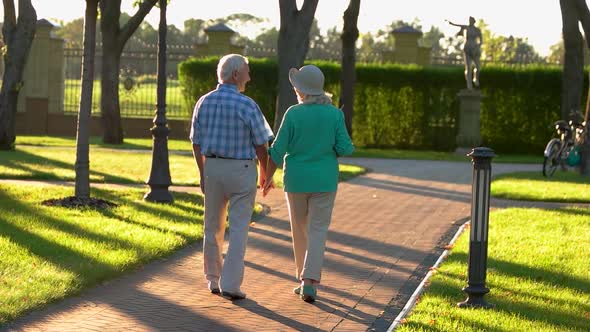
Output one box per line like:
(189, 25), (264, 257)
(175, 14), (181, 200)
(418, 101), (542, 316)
(262, 178), (275, 197)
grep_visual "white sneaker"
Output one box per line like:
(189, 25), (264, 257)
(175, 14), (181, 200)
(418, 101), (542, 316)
(208, 280), (220, 294)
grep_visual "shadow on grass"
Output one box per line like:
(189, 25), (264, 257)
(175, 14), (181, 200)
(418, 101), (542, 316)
(0, 189), (141, 255)
(92, 188), (204, 219)
(91, 188), (203, 230)
(0, 148), (132, 184)
(433, 252), (590, 330)
(0, 185), (206, 324)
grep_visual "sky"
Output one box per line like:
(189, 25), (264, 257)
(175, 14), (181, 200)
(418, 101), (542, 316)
(23, 0), (566, 56)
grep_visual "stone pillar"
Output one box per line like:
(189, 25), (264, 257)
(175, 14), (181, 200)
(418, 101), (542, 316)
(16, 19), (64, 135)
(455, 89), (483, 154)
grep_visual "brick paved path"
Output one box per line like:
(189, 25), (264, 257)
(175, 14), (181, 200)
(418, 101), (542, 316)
(3, 159), (539, 332)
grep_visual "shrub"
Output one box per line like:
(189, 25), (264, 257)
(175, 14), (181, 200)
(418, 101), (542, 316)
(179, 58), (585, 153)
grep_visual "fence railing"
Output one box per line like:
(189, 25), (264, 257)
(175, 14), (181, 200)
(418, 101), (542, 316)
(62, 45), (556, 119)
(63, 47), (193, 119)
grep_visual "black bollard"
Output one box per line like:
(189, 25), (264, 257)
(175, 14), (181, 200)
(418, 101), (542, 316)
(458, 147), (495, 308)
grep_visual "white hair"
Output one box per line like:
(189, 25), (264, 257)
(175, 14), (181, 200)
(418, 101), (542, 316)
(217, 54), (248, 83)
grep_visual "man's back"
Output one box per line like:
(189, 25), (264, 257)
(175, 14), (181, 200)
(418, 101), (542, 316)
(191, 84), (272, 160)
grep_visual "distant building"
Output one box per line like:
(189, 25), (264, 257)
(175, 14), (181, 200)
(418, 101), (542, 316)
(195, 23), (244, 57)
(383, 26), (432, 65)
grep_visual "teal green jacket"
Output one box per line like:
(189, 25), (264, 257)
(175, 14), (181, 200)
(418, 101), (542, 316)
(269, 103), (354, 193)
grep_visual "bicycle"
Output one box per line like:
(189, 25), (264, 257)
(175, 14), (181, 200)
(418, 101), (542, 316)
(542, 117), (586, 177)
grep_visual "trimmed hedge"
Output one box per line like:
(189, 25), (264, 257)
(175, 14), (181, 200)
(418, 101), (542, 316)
(179, 58), (583, 153)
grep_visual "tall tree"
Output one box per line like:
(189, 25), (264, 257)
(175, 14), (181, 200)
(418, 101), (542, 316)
(560, 0), (584, 122)
(99, 0), (158, 144)
(250, 26), (279, 49)
(560, 0), (590, 176)
(274, 0), (319, 131)
(422, 26), (445, 58)
(339, 0), (360, 137)
(54, 18), (85, 46)
(548, 40), (564, 64)
(0, 0), (37, 150)
(575, 0), (590, 176)
(74, 0), (99, 199)
(183, 18), (207, 44)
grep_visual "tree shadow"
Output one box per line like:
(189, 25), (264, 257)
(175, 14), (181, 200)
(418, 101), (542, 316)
(449, 252), (590, 303)
(0, 189), (140, 253)
(0, 185), (206, 324)
(0, 148), (132, 184)
(253, 215), (432, 270)
(4, 287), (238, 331)
(232, 298), (322, 331)
(92, 188), (204, 228)
(249, 224), (418, 276)
(352, 176), (471, 204)
(244, 259), (399, 312)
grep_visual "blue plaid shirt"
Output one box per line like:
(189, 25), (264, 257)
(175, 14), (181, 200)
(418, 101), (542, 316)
(190, 84), (274, 159)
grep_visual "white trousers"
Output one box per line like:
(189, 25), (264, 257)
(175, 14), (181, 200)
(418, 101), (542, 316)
(285, 191), (337, 282)
(203, 158), (257, 293)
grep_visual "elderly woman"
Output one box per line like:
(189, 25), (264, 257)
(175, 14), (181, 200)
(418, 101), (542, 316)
(263, 65), (354, 303)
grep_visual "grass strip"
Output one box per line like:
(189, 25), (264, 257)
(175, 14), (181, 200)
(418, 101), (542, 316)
(397, 207), (590, 332)
(492, 171), (590, 203)
(15, 136), (542, 164)
(0, 146), (365, 187)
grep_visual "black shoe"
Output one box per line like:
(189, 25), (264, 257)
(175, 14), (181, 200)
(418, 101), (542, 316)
(221, 290), (246, 300)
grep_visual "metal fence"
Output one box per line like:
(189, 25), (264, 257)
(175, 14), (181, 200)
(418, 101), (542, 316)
(63, 46), (194, 119)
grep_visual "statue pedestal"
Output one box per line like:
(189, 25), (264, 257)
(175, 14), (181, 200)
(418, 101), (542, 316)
(455, 89), (483, 154)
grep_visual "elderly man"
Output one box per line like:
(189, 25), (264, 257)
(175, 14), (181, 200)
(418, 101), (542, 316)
(190, 54), (274, 300)
(448, 16), (483, 89)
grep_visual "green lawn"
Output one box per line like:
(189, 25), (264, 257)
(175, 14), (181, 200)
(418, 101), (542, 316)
(0, 184), (204, 324)
(397, 207), (590, 332)
(0, 146), (364, 187)
(16, 135), (543, 164)
(492, 171), (590, 203)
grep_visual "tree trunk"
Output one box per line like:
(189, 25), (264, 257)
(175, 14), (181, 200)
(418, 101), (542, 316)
(274, 0), (319, 132)
(100, 49), (124, 144)
(572, 0), (590, 176)
(75, 0), (99, 198)
(560, 0), (584, 122)
(99, 0), (158, 144)
(0, 0), (37, 150)
(339, 0), (360, 138)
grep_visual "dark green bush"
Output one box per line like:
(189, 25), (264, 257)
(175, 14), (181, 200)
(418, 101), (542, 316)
(179, 58), (581, 154)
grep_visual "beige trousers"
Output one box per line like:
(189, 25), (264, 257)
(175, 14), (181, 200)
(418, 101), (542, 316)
(203, 158), (257, 293)
(285, 191), (337, 282)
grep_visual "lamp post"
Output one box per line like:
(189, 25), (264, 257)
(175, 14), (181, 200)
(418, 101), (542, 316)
(144, 0), (173, 203)
(458, 147), (495, 308)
